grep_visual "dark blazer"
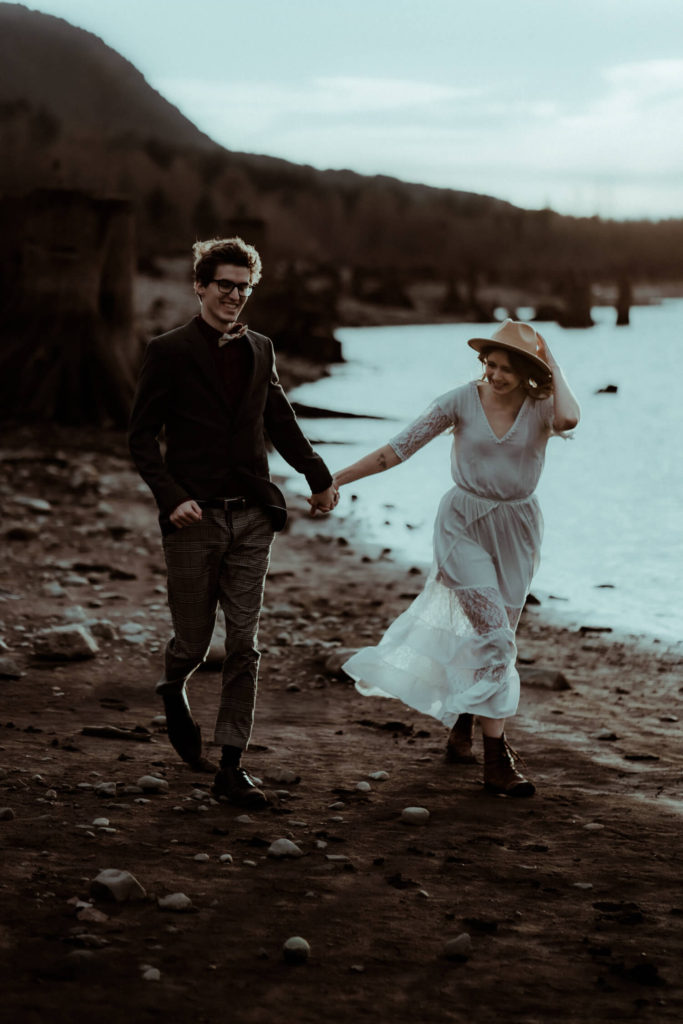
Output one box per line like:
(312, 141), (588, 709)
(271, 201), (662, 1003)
(128, 318), (332, 533)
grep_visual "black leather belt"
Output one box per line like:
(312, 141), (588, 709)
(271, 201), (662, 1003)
(198, 497), (249, 511)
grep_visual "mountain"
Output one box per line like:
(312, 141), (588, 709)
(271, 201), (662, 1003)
(0, 2), (681, 285)
(0, 2), (215, 148)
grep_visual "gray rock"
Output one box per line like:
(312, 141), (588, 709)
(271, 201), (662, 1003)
(0, 656), (22, 679)
(76, 905), (109, 924)
(158, 892), (193, 912)
(368, 770), (390, 781)
(136, 775), (169, 793)
(119, 622), (146, 636)
(193, 853), (210, 862)
(518, 667), (571, 691)
(324, 648), (358, 677)
(90, 869), (146, 902)
(268, 838), (304, 858)
(219, 854), (233, 864)
(14, 495), (52, 513)
(87, 620), (117, 641)
(356, 781), (371, 793)
(443, 933), (472, 960)
(62, 606), (88, 622)
(33, 624), (99, 661)
(43, 581), (67, 597)
(141, 966), (161, 982)
(94, 782), (117, 797)
(401, 806), (430, 826)
(283, 936), (310, 964)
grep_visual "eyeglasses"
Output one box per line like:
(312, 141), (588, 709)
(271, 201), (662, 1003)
(211, 278), (253, 298)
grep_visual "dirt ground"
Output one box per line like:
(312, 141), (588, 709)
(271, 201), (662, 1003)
(1, 424), (682, 1024)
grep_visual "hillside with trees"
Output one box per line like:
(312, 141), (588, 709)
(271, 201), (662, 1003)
(1, 2), (681, 288)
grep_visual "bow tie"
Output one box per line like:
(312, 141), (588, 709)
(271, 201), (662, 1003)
(218, 323), (248, 347)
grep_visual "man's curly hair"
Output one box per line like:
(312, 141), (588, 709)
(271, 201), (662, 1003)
(192, 236), (263, 287)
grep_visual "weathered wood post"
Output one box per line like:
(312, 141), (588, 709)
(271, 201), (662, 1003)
(616, 274), (632, 326)
(0, 188), (136, 425)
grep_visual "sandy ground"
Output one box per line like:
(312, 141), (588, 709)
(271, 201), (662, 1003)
(1, 424), (682, 1024)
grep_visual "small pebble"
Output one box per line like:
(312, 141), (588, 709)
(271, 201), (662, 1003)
(574, 882), (594, 890)
(356, 781), (371, 793)
(235, 814), (253, 824)
(401, 806), (430, 826)
(193, 853), (210, 862)
(158, 893), (193, 912)
(268, 838), (304, 858)
(583, 823), (605, 831)
(93, 818), (110, 827)
(94, 782), (117, 797)
(368, 771), (389, 781)
(136, 775), (169, 793)
(219, 854), (233, 864)
(90, 869), (146, 903)
(142, 967), (161, 982)
(283, 936), (310, 964)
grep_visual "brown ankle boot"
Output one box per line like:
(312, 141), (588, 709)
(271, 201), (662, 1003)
(446, 714), (477, 764)
(483, 734), (535, 797)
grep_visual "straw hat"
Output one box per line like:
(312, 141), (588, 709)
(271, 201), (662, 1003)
(467, 319), (551, 374)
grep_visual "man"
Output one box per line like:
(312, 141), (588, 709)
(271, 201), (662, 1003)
(128, 236), (337, 808)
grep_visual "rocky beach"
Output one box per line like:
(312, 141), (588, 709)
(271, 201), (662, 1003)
(1, 422), (682, 1024)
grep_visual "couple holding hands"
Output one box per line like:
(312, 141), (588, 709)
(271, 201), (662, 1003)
(129, 236), (579, 808)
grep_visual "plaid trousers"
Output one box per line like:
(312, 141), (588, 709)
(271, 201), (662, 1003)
(158, 504), (274, 748)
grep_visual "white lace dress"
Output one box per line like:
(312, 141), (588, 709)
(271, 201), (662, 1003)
(343, 379), (559, 725)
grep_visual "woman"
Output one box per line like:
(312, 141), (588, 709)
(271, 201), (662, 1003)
(333, 320), (580, 797)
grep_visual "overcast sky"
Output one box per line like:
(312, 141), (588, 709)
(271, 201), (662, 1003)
(19, 0), (683, 220)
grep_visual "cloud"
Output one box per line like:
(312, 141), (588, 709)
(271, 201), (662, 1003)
(158, 63), (683, 217)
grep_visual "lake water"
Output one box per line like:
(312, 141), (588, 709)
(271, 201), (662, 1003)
(273, 300), (683, 643)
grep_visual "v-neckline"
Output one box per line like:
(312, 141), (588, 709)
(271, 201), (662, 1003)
(474, 381), (528, 443)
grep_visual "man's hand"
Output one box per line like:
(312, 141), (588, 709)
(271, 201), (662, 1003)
(307, 485), (339, 516)
(170, 499), (203, 528)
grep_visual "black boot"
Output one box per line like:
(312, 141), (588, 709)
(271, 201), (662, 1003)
(446, 713), (477, 763)
(483, 734), (535, 797)
(161, 687), (216, 771)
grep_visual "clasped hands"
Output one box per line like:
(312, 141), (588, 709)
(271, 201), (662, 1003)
(307, 483), (339, 516)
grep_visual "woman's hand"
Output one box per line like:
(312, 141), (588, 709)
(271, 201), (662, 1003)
(535, 330), (556, 368)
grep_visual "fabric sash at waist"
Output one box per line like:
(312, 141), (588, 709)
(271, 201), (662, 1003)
(450, 485), (536, 530)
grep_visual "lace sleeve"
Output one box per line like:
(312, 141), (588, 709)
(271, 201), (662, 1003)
(388, 400), (454, 461)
